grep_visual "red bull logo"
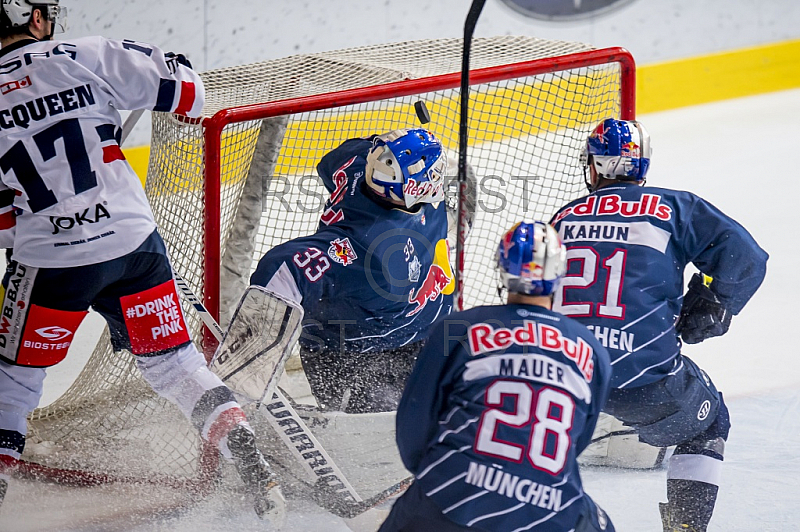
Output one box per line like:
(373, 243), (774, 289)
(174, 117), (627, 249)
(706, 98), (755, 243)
(327, 237), (357, 266)
(500, 222), (520, 258)
(621, 141), (640, 157)
(406, 264), (451, 317)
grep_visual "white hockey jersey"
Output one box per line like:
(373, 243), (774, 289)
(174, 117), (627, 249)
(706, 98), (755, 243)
(0, 36), (205, 267)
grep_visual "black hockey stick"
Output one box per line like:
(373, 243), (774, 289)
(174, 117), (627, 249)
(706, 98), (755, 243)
(454, 0), (487, 311)
(172, 274), (412, 518)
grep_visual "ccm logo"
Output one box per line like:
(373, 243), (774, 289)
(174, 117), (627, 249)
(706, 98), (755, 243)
(35, 326), (73, 341)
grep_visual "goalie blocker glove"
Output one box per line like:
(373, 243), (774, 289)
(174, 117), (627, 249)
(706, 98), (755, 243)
(676, 273), (732, 344)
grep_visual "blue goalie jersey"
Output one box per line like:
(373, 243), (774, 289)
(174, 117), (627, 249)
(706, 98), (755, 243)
(396, 304), (612, 531)
(251, 136), (453, 354)
(550, 183), (768, 389)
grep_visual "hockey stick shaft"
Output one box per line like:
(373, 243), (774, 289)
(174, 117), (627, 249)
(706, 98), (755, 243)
(171, 273), (369, 508)
(454, 0), (487, 311)
(120, 109), (145, 146)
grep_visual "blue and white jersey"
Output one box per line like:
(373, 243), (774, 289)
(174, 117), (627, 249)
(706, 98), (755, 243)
(396, 304), (611, 531)
(0, 36), (203, 267)
(550, 182), (768, 389)
(251, 136), (453, 354)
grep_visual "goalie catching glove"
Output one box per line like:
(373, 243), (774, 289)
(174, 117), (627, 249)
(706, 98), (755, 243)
(676, 273), (732, 344)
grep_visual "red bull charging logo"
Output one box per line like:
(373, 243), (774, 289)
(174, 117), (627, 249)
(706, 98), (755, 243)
(406, 264), (451, 317)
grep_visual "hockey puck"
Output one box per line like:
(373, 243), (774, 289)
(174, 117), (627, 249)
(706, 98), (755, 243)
(414, 101), (431, 124)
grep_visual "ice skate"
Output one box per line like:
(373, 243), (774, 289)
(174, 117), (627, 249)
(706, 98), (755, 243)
(227, 424), (286, 527)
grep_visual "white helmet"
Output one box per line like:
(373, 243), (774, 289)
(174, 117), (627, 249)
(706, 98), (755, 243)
(1, 0), (66, 35)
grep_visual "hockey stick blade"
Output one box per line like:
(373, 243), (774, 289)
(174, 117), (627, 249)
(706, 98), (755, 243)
(306, 476), (412, 519)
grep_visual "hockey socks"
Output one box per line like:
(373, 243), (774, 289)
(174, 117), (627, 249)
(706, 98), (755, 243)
(226, 424), (286, 526)
(661, 437), (724, 531)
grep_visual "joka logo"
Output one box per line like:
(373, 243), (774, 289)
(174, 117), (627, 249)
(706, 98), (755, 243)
(35, 326), (73, 341)
(50, 203), (110, 234)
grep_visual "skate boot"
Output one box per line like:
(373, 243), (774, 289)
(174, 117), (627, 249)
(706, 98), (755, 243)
(227, 424), (286, 527)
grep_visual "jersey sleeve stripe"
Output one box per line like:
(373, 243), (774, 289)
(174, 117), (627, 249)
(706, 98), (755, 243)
(0, 210), (14, 230)
(154, 79), (177, 112)
(173, 81), (197, 116)
(102, 145), (126, 163)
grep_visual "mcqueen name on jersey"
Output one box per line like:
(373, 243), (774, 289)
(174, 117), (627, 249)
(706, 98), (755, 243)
(552, 193), (672, 224)
(0, 83), (95, 131)
(467, 320), (594, 381)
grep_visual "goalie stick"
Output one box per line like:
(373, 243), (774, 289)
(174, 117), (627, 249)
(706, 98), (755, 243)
(172, 274), (412, 518)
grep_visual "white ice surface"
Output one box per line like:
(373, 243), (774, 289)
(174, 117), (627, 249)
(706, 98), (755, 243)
(9, 89), (800, 531)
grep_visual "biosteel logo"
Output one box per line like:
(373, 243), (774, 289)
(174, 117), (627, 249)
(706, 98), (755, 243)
(35, 326), (73, 341)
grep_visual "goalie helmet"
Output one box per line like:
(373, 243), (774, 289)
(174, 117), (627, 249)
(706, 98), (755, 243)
(581, 118), (651, 192)
(1, 0), (66, 35)
(365, 128), (447, 209)
(497, 221), (566, 297)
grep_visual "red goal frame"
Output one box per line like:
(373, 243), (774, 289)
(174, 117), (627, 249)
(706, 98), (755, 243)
(200, 47), (636, 353)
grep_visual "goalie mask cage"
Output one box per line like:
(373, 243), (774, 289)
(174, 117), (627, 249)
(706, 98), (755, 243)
(23, 36), (634, 495)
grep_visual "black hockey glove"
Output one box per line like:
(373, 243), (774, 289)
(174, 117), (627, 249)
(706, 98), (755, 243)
(165, 52), (192, 70)
(675, 273), (732, 344)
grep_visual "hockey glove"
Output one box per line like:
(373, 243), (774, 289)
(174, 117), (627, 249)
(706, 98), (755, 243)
(676, 273), (732, 344)
(165, 52), (192, 70)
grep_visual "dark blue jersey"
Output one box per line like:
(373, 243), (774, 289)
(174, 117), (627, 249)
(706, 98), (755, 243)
(251, 137), (453, 354)
(550, 182), (768, 389)
(396, 304), (612, 532)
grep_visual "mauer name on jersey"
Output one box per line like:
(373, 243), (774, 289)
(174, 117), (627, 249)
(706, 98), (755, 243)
(552, 193), (672, 224)
(465, 461), (563, 511)
(468, 321), (594, 381)
(0, 83), (95, 131)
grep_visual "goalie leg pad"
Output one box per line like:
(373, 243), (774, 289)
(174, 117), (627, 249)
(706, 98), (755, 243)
(210, 286), (303, 403)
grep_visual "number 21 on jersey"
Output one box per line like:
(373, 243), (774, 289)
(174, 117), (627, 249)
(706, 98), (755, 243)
(553, 247), (627, 319)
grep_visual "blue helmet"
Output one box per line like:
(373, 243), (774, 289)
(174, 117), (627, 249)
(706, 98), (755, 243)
(582, 118), (651, 191)
(497, 221), (566, 296)
(365, 128), (447, 208)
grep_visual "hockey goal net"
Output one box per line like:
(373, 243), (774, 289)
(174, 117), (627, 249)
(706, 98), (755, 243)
(22, 36), (634, 494)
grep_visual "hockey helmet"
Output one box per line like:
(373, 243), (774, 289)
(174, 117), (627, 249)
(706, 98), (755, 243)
(581, 118), (651, 191)
(1, 0), (66, 35)
(497, 221), (566, 297)
(365, 128), (447, 209)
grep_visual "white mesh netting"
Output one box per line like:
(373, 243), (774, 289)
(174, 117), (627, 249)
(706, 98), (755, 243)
(24, 36), (627, 489)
